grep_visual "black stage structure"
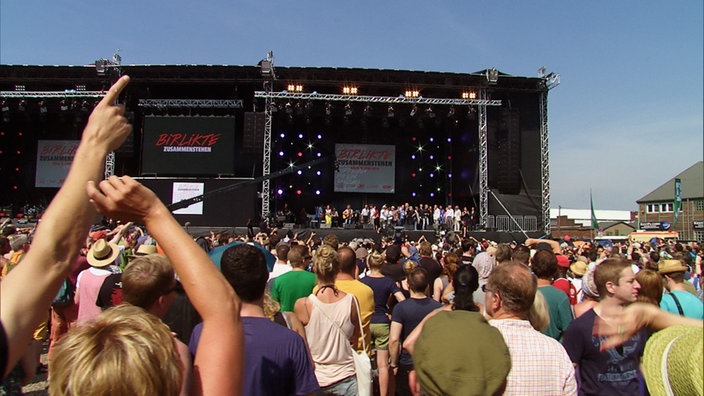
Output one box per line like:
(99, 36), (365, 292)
(0, 61), (559, 240)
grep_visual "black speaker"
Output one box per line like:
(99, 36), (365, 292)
(497, 109), (521, 194)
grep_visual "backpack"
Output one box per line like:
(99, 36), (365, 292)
(52, 278), (75, 307)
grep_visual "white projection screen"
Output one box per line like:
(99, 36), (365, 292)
(334, 143), (395, 193)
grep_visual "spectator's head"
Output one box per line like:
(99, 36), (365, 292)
(407, 267), (429, 294)
(366, 251), (384, 271)
(472, 252), (496, 282)
(494, 243), (512, 264)
(461, 239), (477, 254)
(419, 241), (433, 257)
(122, 254), (178, 316)
(287, 244), (310, 269)
(402, 259), (418, 275)
(0, 236), (9, 255)
(485, 262), (536, 318)
(384, 244), (402, 264)
(313, 244), (339, 284)
(49, 304), (182, 396)
(275, 243), (290, 262)
(635, 269), (663, 306)
(530, 250), (557, 280)
(658, 259), (688, 285)
(220, 244), (268, 303)
(594, 257), (639, 303)
(452, 265), (479, 312)
(337, 246), (357, 277)
(322, 234), (339, 250)
(511, 245), (531, 265)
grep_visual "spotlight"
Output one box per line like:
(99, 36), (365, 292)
(486, 68), (499, 84)
(461, 92), (477, 99)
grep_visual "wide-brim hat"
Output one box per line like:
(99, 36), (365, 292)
(642, 325), (703, 396)
(570, 261), (589, 277)
(658, 259), (688, 274)
(87, 239), (120, 267)
(127, 244), (158, 258)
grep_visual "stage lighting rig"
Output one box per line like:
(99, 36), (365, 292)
(486, 68), (499, 84)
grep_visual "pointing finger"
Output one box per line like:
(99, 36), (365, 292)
(99, 75), (131, 107)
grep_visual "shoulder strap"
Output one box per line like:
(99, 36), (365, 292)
(309, 294), (366, 351)
(668, 293), (684, 316)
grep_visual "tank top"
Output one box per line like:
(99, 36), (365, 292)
(305, 293), (356, 387)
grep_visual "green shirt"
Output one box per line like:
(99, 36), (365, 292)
(271, 270), (316, 312)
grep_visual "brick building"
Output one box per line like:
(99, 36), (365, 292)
(636, 161), (704, 241)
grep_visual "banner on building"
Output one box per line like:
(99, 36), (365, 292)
(35, 140), (80, 187)
(673, 178), (682, 228)
(334, 144), (395, 193)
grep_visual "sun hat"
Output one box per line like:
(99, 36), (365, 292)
(570, 260), (589, 277)
(87, 239), (120, 267)
(9, 234), (28, 251)
(642, 325), (703, 396)
(658, 259), (688, 274)
(128, 244), (158, 258)
(581, 268), (599, 299)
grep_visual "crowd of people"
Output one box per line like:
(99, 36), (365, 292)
(0, 76), (703, 395)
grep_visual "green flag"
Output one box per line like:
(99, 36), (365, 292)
(673, 178), (682, 228)
(590, 190), (599, 230)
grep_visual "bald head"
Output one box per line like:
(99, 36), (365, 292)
(338, 246), (357, 276)
(487, 262), (536, 316)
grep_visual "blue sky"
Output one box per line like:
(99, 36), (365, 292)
(1, 1), (702, 210)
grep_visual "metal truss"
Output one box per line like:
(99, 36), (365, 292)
(0, 91), (107, 98)
(478, 89), (489, 229)
(261, 81), (273, 219)
(138, 99), (243, 108)
(254, 91), (503, 106)
(539, 72), (559, 235)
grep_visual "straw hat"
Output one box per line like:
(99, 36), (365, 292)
(570, 261), (589, 277)
(642, 325), (703, 396)
(658, 260), (688, 275)
(87, 239), (120, 267)
(128, 244), (158, 258)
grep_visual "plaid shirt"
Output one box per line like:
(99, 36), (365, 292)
(490, 319), (577, 396)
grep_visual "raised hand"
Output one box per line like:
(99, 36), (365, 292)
(81, 75), (132, 154)
(87, 175), (164, 223)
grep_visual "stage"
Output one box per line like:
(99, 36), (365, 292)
(185, 225), (542, 245)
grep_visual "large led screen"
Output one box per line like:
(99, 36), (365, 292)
(141, 116), (236, 176)
(334, 143), (395, 193)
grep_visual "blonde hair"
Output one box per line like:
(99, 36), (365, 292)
(122, 254), (174, 309)
(528, 289), (550, 332)
(367, 251), (385, 270)
(263, 291), (282, 320)
(403, 259), (419, 274)
(50, 304), (182, 396)
(313, 244), (339, 283)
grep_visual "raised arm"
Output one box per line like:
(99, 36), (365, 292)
(0, 76), (132, 377)
(86, 175), (243, 396)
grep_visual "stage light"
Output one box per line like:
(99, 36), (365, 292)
(287, 84), (303, 92)
(429, 155), (434, 160)
(279, 151), (284, 156)
(317, 152), (321, 157)
(448, 173), (452, 178)
(315, 190), (321, 195)
(435, 165), (441, 171)
(297, 152), (303, 157)
(316, 170), (321, 176)
(76, 84), (86, 91)
(411, 154), (416, 160)
(307, 143), (314, 149)
(296, 190), (302, 195)
(14, 85), (25, 91)
(412, 173), (416, 177)
(417, 144), (424, 152)
(486, 68), (499, 84)
(317, 134), (322, 139)
(447, 137), (452, 142)
(342, 86), (358, 95)
(412, 192), (417, 197)
(298, 133), (303, 139)
(277, 189), (284, 195)
(280, 133), (285, 138)
(430, 173), (434, 178)
(297, 170), (302, 175)
(405, 90), (419, 98)
(447, 155), (452, 160)
(411, 137), (416, 142)
(430, 192), (435, 197)
(429, 137), (434, 142)
(461, 91), (477, 99)
(288, 162), (295, 168)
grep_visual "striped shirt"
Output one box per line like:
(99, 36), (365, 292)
(490, 319), (577, 396)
